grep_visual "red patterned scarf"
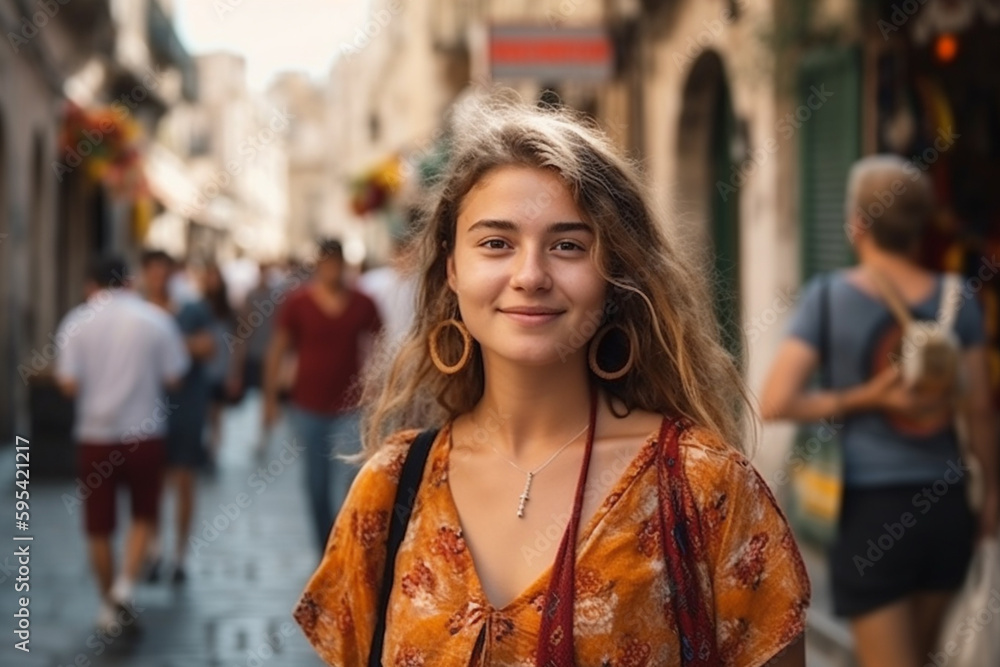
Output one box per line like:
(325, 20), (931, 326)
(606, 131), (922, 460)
(535, 411), (719, 665)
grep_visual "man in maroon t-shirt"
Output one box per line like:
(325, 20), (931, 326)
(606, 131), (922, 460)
(264, 239), (382, 551)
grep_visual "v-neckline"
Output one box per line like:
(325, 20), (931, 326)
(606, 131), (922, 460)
(307, 287), (352, 320)
(439, 420), (664, 614)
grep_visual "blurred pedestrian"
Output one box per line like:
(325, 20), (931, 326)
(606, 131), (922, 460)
(293, 94), (809, 666)
(264, 239), (382, 552)
(761, 155), (999, 667)
(141, 250), (216, 583)
(356, 234), (418, 349)
(237, 263), (281, 391)
(222, 248), (260, 311)
(167, 256), (200, 305)
(231, 262), (292, 458)
(55, 255), (189, 632)
(201, 262), (241, 466)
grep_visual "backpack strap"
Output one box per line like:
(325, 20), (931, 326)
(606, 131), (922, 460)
(867, 267), (915, 329)
(818, 273), (833, 389)
(368, 428), (440, 667)
(937, 274), (962, 333)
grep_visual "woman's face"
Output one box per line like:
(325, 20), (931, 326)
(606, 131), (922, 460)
(447, 165), (607, 368)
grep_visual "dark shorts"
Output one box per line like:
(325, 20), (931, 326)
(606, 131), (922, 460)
(243, 357), (262, 390)
(166, 426), (207, 468)
(166, 394), (208, 468)
(77, 440), (166, 536)
(210, 381), (226, 403)
(210, 380), (246, 406)
(829, 482), (975, 618)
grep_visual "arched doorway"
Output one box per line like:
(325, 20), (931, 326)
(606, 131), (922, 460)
(675, 51), (742, 365)
(56, 156), (106, 316)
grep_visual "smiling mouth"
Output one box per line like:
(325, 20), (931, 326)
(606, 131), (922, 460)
(499, 308), (564, 325)
(500, 308), (563, 315)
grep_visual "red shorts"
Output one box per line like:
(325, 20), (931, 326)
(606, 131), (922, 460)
(76, 440), (165, 536)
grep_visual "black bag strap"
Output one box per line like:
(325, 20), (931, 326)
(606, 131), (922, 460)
(368, 428), (440, 667)
(818, 273), (833, 389)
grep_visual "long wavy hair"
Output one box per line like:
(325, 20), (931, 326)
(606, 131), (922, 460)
(358, 90), (752, 457)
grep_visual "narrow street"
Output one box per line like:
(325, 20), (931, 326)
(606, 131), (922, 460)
(0, 393), (324, 667)
(1, 1), (996, 665)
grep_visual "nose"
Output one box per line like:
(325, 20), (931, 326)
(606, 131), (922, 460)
(509, 245), (552, 292)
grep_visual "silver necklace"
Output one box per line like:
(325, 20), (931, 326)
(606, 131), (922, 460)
(490, 424), (590, 518)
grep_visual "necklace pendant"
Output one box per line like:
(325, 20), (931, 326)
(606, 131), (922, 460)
(517, 472), (534, 519)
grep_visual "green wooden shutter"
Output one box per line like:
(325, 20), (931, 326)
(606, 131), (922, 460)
(711, 81), (742, 364)
(799, 47), (861, 280)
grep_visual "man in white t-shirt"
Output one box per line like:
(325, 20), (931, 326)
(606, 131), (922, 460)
(55, 256), (189, 632)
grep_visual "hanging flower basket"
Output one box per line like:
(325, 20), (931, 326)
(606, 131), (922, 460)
(349, 155), (402, 216)
(58, 102), (148, 201)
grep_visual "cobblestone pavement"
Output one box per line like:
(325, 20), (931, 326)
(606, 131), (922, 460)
(0, 393), (325, 667)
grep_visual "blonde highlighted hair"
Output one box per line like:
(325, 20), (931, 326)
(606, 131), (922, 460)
(358, 89), (752, 457)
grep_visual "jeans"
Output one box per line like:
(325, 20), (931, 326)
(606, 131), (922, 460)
(286, 406), (361, 551)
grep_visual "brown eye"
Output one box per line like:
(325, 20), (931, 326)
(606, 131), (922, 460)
(554, 241), (585, 252)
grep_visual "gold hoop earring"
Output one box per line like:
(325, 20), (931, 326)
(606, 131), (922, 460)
(429, 318), (473, 374)
(588, 323), (636, 380)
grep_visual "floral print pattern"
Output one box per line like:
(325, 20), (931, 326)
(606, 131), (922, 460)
(293, 424), (810, 666)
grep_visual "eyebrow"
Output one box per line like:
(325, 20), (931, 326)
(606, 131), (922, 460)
(466, 219), (593, 234)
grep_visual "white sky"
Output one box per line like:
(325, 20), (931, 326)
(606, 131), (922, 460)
(173, 0), (370, 91)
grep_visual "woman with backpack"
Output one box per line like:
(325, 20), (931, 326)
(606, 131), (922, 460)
(761, 154), (999, 667)
(292, 92), (809, 666)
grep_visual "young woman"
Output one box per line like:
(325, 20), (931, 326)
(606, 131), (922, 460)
(201, 262), (240, 466)
(761, 155), (999, 667)
(294, 93), (810, 666)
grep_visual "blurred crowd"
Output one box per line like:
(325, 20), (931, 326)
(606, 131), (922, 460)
(54, 239), (416, 633)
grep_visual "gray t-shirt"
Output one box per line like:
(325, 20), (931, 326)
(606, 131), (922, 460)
(787, 269), (985, 487)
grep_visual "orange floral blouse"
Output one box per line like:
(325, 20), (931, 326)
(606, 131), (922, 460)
(293, 422), (811, 666)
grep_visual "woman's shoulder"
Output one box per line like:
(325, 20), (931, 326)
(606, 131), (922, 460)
(683, 429), (811, 665)
(293, 428), (436, 665)
(676, 423), (749, 471)
(325, 429), (433, 554)
(623, 417), (756, 497)
(615, 412), (746, 473)
(357, 428), (425, 485)
(674, 424), (783, 513)
(675, 424), (811, 604)
(352, 427), (451, 498)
